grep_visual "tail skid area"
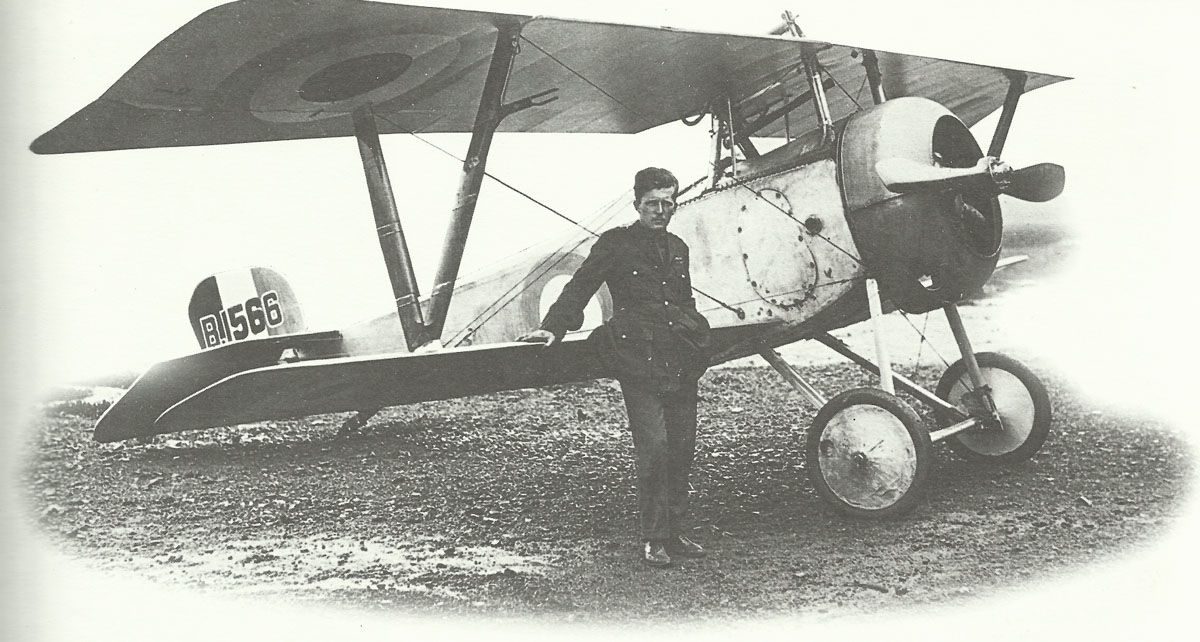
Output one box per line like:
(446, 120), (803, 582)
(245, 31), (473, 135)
(95, 267), (336, 442)
(93, 330), (344, 442)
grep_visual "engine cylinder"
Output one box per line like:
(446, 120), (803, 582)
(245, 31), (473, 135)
(838, 97), (1002, 313)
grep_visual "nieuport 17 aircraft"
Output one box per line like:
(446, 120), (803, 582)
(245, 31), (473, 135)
(34, 0), (1067, 517)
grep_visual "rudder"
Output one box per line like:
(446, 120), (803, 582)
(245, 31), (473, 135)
(188, 267), (305, 349)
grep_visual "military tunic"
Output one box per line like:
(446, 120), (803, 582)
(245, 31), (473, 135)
(540, 220), (712, 541)
(540, 222), (712, 389)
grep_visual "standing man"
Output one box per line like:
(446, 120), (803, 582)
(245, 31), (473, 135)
(517, 167), (712, 568)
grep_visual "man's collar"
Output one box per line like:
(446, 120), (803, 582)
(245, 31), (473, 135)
(629, 220), (669, 238)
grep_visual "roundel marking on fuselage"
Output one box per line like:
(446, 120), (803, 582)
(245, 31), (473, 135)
(538, 274), (604, 330)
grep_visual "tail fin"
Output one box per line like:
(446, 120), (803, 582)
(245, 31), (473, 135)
(187, 267), (306, 350)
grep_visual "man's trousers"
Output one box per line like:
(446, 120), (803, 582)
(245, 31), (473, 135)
(619, 378), (699, 541)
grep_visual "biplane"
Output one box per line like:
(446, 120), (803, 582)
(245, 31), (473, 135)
(33, 0), (1067, 517)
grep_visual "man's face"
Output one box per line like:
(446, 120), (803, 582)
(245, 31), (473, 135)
(635, 186), (677, 231)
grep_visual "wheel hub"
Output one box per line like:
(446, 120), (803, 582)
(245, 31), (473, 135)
(817, 405), (918, 510)
(946, 363), (1040, 456)
(959, 385), (1003, 430)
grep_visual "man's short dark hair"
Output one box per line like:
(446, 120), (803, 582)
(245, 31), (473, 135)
(634, 167), (679, 202)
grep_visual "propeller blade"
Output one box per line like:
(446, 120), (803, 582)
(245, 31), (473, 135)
(1004, 163), (1066, 202)
(876, 158), (1066, 202)
(876, 157), (992, 193)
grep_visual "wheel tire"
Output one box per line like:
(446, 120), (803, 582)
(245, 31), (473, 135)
(935, 352), (1052, 463)
(806, 387), (933, 519)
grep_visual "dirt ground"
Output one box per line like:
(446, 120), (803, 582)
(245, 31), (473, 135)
(17, 232), (1195, 627)
(21, 356), (1193, 624)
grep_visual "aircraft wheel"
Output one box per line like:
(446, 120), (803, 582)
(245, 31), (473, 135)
(806, 387), (932, 519)
(935, 352), (1052, 463)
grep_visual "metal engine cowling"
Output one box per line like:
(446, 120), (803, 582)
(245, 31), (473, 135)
(837, 97), (1002, 314)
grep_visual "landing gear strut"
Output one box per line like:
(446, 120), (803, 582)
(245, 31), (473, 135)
(761, 299), (1052, 518)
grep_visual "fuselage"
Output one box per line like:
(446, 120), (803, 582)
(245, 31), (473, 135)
(340, 97), (1002, 366)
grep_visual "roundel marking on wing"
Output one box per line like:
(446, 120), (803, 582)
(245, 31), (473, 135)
(250, 33), (461, 123)
(298, 53), (415, 103)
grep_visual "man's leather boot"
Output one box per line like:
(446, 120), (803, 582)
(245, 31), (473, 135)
(642, 540), (671, 567)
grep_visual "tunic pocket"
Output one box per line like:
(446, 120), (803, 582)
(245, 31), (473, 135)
(612, 318), (653, 359)
(599, 316), (656, 380)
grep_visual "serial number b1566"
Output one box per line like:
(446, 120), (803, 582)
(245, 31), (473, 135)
(198, 291), (284, 348)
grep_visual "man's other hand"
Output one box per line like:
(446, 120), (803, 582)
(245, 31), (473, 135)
(516, 329), (558, 346)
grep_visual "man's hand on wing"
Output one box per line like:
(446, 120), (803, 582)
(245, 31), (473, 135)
(516, 328), (558, 346)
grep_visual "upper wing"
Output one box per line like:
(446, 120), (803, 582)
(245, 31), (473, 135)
(33, 0), (519, 154)
(733, 47), (1064, 139)
(33, 0), (1068, 154)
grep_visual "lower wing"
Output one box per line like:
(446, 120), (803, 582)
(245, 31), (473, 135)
(92, 321), (786, 442)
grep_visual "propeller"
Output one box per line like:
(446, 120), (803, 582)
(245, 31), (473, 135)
(875, 156), (1065, 203)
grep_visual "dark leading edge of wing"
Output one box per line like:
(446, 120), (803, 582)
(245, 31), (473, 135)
(31, 0), (1069, 155)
